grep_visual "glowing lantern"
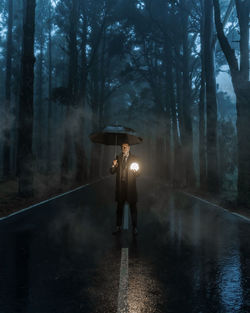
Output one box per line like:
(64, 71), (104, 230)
(130, 162), (139, 171)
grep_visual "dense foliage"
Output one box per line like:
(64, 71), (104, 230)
(0, 0), (249, 207)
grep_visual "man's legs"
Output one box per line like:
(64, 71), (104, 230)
(112, 201), (125, 235)
(129, 202), (137, 229)
(116, 201), (125, 227)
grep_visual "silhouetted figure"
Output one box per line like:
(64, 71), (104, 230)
(110, 142), (140, 236)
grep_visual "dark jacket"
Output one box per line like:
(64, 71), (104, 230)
(110, 153), (140, 203)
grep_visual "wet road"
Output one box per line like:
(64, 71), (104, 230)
(0, 178), (249, 313)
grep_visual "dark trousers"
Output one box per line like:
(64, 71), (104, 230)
(116, 201), (137, 228)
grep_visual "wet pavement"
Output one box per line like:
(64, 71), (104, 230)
(0, 178), (249, 313)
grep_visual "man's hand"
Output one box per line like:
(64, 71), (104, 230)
(112, 159), (118, 167)
(131, 169), (139, 175)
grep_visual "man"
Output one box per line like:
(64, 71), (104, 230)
(110, 142), (140, 236)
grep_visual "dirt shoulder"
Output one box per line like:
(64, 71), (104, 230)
(0, 178), (88, 219)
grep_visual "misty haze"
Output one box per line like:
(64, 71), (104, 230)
(0, 0), (249, 312)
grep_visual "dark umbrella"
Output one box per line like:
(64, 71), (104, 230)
(90, 125), (143, 156)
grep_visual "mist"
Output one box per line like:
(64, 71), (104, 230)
(0, 0), (249, 209)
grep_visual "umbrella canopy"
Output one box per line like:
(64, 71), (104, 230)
(90, 125), (143, 146)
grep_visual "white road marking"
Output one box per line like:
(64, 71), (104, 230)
(182, 191), (250, 223)
(117, 247), (129, 313)
(231, 212), (250, 222)
(117, 206), (129, 312)
(0, 178), (107, 221)
(123, 203), (129, 230)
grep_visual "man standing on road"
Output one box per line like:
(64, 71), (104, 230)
(110, 142), (140, 236)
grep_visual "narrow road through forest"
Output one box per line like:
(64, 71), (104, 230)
(0, 177), (249, 313)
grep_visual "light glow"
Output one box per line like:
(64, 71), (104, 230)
(130, 162), (139, 171)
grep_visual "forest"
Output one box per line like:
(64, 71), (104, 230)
(0, 0), (249, 210)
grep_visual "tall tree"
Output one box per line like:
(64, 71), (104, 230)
(47, 0), (53, 173)
(164, 44), (175, 184)
(213, 0), (250, 207)
(204, 0), (219, 192)
(199, 0), (206, 190)
(3, 0), (13, 178)
(10, 0), (23, 177)
(17, 0), (36, 196)
(61, 0), (79, 185)
(34, 0), (46, 168)
(74, 1), (88, 184)
(180, 0), (195, 187)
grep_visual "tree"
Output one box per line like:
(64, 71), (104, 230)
(204, 0), (219, 192)
(59, 0), (79, 185)
(17, 0), (36, 197)
(34, 0), (47, 171)
(179, 0), (195, 187)
(199, 0), (206, 190)
(3, 0), (13, 178)
(47, 0), (53, 173)
(213, 0), (250, 207)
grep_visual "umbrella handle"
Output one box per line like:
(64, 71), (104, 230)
(114, 134), (117, 158)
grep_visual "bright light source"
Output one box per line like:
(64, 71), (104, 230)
(51, 0), (59, 8)
(130, 162), (139, 171)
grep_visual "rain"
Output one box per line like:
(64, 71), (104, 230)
(0, 0), (249, 312)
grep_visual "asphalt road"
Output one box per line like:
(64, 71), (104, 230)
(0, 177), (249, 313)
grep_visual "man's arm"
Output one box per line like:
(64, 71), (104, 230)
(110, 158), (118, 174)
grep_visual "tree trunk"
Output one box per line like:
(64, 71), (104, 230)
(12, 0), (23, 177)
(204, 0), (219, 192)
(199, 0), (207, 190)
(60, 106), (71, 186)
(89, 65), (101, 179)
(147, 50), (167, 180)
(89, 24), (109, 180)
(61, 0), (78, 186)
(3, 0), (13, 178)
(47, 1), (52, 173)
(165, 46), (176, 185)
(151, 90), (166, 180)
(236, 85), (250, 207)
(235, 0), (250, 205)
(181, 5), (195, 187)
(74, 9), (88, 184)
(174, 44), (185, 187)
(35, 32), (44, 169)
(17, 0), (36, 197)
(213, 0), (250, 207)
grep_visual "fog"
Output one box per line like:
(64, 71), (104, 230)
(0, 0), (249, 208)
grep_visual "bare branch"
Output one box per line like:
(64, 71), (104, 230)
(213, 0), (239, 76)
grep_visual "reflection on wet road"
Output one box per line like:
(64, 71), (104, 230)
(0, 178), (249, 312)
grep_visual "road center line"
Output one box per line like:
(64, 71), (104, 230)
(117, 205), (129, 312)
(123, 203), (129, 230)
(117, 247), (129, 313)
